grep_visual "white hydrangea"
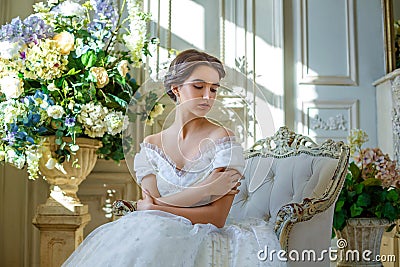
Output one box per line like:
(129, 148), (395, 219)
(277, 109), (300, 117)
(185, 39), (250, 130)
(52, 0), (86, 18)
(0, 40), (22, 60)
(105, 111), (124, 135)
(5, 147), (25, 169)
(1, 100), (26, 124)
(77, 102), (109, 137)
(0, 74), (24, 99)
(47, 105), (65, 119)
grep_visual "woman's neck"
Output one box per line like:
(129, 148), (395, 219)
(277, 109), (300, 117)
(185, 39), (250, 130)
(170, 107), (207, 140)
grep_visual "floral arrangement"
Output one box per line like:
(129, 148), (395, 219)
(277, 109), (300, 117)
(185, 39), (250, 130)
(0, 0), (164, 179)
(333, 129), (400, 232)
(395, 20), (400, 69)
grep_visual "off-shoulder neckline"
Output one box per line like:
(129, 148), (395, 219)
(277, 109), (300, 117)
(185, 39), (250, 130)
(140, 135), (238, 175)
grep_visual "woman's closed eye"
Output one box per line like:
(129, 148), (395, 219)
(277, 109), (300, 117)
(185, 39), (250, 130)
(192, 82), (219, 92)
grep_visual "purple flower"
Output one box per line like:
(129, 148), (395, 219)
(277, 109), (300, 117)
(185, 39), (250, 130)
(65, 116), (76, 127)
(0, 15), (54, 44)
(91, 0), (118, 28)
(3, 131), (16, 145)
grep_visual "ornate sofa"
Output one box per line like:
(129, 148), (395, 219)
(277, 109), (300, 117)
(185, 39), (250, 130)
(113, 126), (349, 266)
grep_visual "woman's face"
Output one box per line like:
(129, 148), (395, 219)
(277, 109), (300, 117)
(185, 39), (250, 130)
(174, 65), (220, 116)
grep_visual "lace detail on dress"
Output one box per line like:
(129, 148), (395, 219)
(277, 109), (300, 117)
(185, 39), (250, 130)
(141, 135), (239, 177)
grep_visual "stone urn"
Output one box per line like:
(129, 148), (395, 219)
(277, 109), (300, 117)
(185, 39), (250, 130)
(33, 136), (102, 267)
(38, 136), (102, 212)
(334, 218), (390, 267)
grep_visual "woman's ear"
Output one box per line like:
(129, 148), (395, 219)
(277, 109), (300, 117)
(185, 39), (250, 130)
(171, 86), (179, 96)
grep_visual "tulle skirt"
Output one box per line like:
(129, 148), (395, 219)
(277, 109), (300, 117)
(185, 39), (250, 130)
(62, 210), (286, 267)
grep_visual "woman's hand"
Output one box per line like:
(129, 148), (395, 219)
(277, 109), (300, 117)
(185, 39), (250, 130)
(136, 189), (155, 211)
(203, 168), (243, 197)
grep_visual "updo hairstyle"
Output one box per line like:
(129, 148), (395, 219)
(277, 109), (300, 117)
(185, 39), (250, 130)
(164, 49), (226, 102)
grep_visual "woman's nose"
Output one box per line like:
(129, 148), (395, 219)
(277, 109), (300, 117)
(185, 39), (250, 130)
(203, 88), (211, 99)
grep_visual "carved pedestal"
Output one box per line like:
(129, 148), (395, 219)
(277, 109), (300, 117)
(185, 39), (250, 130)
(32, 205), (90, 267)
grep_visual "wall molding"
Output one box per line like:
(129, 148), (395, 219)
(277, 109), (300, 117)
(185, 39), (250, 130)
(300, 0), (357, 86)
(302, 100), (359, 142)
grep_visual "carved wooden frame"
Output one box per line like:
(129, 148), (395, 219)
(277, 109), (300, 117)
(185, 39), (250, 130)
(245, 126), (350, 252)
(382, 0), (396, 73)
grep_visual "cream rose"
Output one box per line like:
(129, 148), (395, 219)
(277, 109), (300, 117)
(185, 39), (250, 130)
(90, 67), (109, 88)
(53, 31), (75, 55)
(47, 105), (65, 119)
(117, 60), (129, 77)
(0, 75), (24, 99)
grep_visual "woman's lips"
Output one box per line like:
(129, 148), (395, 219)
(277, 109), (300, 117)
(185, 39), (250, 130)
(198, 103), (210, 108)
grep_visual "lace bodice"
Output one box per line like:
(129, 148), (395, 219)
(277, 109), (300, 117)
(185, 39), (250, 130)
(133, 136), (245, 197)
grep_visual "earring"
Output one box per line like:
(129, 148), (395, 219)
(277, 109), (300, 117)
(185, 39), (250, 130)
(176, 98), (180, 105)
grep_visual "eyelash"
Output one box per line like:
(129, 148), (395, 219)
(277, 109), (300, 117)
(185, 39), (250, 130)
(193, 85), (218, 92)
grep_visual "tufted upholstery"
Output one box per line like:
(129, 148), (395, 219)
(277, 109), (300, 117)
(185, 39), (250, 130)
(228, 127), (349, 267)
(229, 155), (338, 223)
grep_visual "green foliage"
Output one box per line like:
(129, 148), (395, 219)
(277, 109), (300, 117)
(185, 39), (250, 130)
(333, 166), (400, 232)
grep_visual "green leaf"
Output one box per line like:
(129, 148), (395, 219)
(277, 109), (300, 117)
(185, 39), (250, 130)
(356, 193), (371, 207)
(55, 130), (64, 137)
(386, 189), (399, 202)
(335, 200), (345, 211)
(362, 178), (382, 187)
(81, 50), (97, 68)
(383, 203), (397, 220)
(63, 68), (81, 76)
(333, 211), (346, 231)
(106, 93), (128, 108)
(349, 162), (361, 180)
(350, 203), (363, 217)
(354, 183), (364, 194)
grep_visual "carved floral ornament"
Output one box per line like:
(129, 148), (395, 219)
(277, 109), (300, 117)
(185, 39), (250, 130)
(245, 126), (346, 159)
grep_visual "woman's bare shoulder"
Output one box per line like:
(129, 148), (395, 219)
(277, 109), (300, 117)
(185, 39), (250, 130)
(206, 121), (235, 140)
(143, 132), (162, 146)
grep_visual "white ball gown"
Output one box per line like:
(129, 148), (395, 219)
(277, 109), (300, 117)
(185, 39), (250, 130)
(62, 136), (285, 267)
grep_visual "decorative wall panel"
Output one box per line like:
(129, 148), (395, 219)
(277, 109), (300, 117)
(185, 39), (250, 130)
(300, 0), (357, 85)
(302, 100), (359, 143)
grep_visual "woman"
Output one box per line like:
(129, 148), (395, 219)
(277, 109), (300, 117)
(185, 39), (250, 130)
(63, 49), (284, 266)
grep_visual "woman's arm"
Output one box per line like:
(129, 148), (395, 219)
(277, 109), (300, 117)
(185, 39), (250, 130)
(140, 168), (242, 207)
(138, 189), (235, 228)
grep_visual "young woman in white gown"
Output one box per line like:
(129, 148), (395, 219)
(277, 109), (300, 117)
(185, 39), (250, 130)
(63, 49), (285, 267)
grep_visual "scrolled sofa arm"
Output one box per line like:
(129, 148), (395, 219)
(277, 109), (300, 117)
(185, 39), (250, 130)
(274, 197), (326, 252)
(112, 200), (137, 216)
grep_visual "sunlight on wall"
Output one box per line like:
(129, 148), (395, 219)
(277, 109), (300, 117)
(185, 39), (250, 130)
(171, 0), (205, 50)
(295, 61), (319, 138)
(223, 18), (284, 140)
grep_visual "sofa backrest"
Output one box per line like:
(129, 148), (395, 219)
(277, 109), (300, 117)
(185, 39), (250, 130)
(229, 154), (338, 222)
(228, 126), (348, 226)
